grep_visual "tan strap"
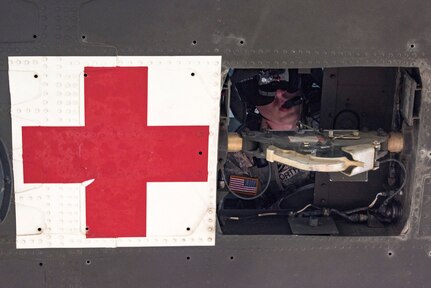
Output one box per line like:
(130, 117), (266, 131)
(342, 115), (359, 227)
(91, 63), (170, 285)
(266, 145), (364, 172)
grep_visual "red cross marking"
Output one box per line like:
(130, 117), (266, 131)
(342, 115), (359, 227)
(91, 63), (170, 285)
(22, 67), (209, 238)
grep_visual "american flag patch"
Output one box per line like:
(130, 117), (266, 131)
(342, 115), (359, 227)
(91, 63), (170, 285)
(229, 175), (259, 195)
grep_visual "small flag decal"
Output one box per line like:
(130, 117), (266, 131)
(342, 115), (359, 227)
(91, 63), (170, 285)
(229, 175), (259, 195)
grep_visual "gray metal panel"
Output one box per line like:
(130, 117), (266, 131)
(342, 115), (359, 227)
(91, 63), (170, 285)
(79, 0), (219, 54)
(0, 0), (38, 43)
(0, 258), (45, 288)
(0, 0), (431, 287)
(419, 178), (431, 236)
(320, 67), (397, 131)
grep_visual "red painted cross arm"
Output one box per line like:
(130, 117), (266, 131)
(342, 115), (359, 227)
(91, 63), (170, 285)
(22, 67), (209, 238)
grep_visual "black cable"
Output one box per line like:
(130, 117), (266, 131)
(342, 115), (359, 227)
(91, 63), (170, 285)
(221, 161), (272, 200)
(330, 209), (353, 221)
(378, 158), (407, 207)
(311, 115), (320, 124)
(343, 193), (386, 215)
(332, 109), (361, 130)
(275, 183), (315, 208)
(224, 211), (293, 221)
(344, 206), (369, 215)
(342, 158), (407, 216)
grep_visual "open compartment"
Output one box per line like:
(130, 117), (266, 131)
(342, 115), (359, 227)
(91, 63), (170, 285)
(217, 67), (420, 236)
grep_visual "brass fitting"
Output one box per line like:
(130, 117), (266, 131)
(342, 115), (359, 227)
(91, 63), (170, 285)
(387, 132), (404, 153)
(227, 133), (243, 152)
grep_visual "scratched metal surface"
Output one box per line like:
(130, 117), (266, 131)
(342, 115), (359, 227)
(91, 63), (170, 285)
(1, 0), (431, 287)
